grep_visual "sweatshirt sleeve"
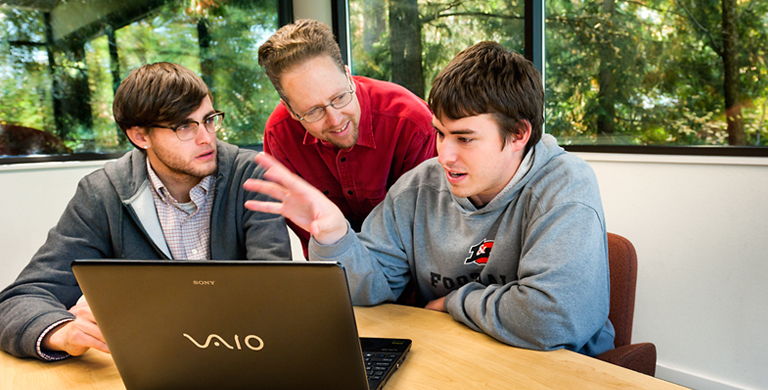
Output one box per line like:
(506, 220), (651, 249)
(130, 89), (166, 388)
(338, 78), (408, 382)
(444, 202), (614, 356)
(308, 192), (413, 306)
(0, 174), (115, 360)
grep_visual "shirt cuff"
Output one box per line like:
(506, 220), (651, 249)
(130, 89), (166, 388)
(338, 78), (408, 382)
(36, 318), (74, 361)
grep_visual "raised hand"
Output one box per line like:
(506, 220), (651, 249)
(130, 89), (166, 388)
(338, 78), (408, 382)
(244, 153), (348, 245)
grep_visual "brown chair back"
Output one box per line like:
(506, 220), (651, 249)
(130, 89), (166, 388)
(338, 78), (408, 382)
(606, 232), (637, 348)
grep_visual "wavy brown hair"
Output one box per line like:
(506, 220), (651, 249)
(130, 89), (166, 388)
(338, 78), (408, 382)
(113, 62), (210, 149)
(257, 19), (345, 102)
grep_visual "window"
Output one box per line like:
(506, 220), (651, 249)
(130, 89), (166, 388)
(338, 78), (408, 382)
(0, 0), (281, 162)
(347, 0), (768, 154)
(545, 0), (768, 148)
(349, 0), (525, 100)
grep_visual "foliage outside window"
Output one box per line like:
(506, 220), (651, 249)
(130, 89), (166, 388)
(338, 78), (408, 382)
(350, 0), (525, 101)
(0, 0), (280, 160)
(547, 0), (767, 146)
(349, 0), (768, 148)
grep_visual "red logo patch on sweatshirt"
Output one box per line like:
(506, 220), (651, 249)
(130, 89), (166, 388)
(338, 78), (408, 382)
(464, 239), (494, 266)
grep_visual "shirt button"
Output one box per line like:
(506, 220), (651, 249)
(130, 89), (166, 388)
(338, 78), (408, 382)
(347, 190), (353, 195)
(323, 190), (330, 195)
(340, 157), (347, 162)
(191, 249), (198, 255)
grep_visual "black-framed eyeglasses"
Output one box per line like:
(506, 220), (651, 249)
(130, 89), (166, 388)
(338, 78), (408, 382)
(151, 111), (225, 141)
(287, 74), (355, 123)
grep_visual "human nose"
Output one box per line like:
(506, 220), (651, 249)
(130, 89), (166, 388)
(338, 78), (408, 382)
(436, 138), (456, 166)
(324, 105), (344, 127)
(195, 123), (216, 144)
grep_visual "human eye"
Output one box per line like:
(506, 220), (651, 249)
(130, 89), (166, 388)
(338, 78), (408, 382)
(332, 92), (347, 104)
(176, 122), (195, 133)
(175, 122), (197, 137)
(433, 128), (444, 139)
(303, 106), (322, 119)
(331, 91), (354, 108)
(458, 137), (473, 144)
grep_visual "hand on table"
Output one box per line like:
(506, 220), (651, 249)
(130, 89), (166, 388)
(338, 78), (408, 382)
(42, 300), (109, 356)
(425, 296), (447, 312)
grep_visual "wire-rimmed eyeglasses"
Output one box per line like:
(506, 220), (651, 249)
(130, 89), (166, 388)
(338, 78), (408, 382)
(151, 111), (225, 141)
(287, 74), (355, 123)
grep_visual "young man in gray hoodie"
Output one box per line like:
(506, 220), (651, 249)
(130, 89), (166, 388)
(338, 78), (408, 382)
(245, 42), (615, 356)
(0, 62), (291, 361)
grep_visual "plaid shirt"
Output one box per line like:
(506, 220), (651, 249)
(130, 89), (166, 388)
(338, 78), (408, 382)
(146, 159), (215, 260)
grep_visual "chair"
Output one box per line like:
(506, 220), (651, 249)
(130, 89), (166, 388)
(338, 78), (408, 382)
(596, 233), (657, 376)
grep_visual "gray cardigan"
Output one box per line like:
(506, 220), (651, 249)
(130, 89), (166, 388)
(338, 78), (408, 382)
(0, 141), (291, 359)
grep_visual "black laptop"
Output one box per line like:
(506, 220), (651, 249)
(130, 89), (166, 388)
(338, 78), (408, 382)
(71, 260), (411, 390)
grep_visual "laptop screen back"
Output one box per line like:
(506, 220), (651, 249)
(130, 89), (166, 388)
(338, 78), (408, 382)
(72, 260), (370, 390)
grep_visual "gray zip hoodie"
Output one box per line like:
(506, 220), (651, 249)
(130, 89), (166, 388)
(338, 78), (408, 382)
(311, 134), (615, 356)
(0, 140), (291, 359)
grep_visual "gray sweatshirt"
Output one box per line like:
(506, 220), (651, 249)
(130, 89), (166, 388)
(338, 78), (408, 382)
(0, 141), (291, 359)
(311, 134), (615, 356)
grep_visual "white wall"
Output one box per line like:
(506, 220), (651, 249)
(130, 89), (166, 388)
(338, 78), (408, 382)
(578, 153), (768, 390)
(0, 161), (108, 288)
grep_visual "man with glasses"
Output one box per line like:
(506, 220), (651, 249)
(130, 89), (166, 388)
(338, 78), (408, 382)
(258, 19), (436, 258)
(0, 62), (291, 361)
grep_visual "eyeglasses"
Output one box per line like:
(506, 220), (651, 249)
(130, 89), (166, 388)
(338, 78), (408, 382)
(152, 111), (225, 141)
(288, 74), (355, 123)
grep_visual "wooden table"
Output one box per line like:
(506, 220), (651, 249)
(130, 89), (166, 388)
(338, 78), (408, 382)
(1, 304), (686, 389)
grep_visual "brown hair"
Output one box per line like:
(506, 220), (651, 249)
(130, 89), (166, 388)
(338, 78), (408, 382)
(112, 62), (211, 149)
(429, 41), (544, 152)
(257, 19), (345, 101)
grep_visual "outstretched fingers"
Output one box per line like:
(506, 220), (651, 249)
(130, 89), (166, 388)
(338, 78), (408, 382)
(246, 152), (348, 245)
(254, 153), (314, 193)
(243, 178), (288, 202)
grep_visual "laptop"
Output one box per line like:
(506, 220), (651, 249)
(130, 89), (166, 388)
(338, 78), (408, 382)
(71, 260), (411, 390)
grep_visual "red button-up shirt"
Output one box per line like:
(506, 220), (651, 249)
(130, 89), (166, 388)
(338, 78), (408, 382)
(264, 76), (436, 258)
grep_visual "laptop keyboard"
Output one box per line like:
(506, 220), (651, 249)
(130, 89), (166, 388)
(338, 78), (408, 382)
(360, 338), (411, 389)
(364, 352), (398, 382)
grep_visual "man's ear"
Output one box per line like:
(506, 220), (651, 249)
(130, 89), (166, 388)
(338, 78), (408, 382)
(281, 98), (299, 120)
(125, 126), (150, 149)
(507, 120), (532, 152)
(344, 65), (356, 91)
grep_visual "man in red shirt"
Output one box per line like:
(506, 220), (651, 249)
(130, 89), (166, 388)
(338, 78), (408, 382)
(258, 19), (436, 257)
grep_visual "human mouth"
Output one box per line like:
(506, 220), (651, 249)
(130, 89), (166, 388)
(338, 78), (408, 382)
(328, 121), (350, 135)
(196, 149), (215, 160)
(444, 168), (467, 183)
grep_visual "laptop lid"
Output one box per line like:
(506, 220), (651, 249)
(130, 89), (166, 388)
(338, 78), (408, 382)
(72, 260), (372, 390)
